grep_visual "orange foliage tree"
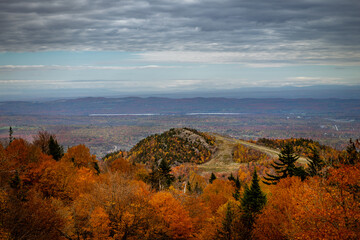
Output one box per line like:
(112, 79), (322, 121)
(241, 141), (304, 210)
(149, 191), (194, 239)
(37, 160), (78, 201)
(88, 207), (112, 240)
(62, 144), (99, 173)
(254, 167), (360, 240)
(202, 179), (235, 214)
(183, 195), (212, 237)
(6, 138), (42, 171)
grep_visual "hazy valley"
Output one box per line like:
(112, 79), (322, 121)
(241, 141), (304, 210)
(1, 97), (359, 157)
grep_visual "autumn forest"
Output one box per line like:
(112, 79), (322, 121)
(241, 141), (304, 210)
(0, 126), (359, 240)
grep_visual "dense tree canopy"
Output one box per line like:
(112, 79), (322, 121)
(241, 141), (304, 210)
(0, 131), (358, 240)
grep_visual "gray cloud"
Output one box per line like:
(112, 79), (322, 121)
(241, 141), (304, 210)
(0, 0), (359, 64)
(0, 64), (179, 71)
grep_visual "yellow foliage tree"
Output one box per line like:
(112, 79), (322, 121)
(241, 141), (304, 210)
(61, 144), (98, 173)
(254, 168), (360, 240)
(89, 207), (112, 239)
(202, 179), (235, 214)
(149, 191), (194, 239)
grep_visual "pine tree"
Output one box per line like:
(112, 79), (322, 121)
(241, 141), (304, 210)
(235, 177), (241, 189)
(228, 173), (235, 182)
(149, 159), (175, 190)
(263, 143), (305, 185)
(10, 170), (20, 189)
(93, 162), (101, 175)
(217, 203), (234, 240)
(240, 169), (266, 239)
(9, 126), (14, 143)
(307, 147), (324, 176)
(159, 159), (174, 188)
(209, 172), (217, 183)
(48, 136), (64, 161)
(232, 177), (241, 201)
(186, 181), (192, 193)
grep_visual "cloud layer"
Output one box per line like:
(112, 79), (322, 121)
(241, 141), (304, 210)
(1, 0), (360, 65)
(0, 64), (177, 71)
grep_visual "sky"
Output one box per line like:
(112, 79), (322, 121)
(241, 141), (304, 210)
(0, 0), (360, 100)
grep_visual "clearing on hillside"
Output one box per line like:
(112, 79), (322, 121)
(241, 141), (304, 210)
(198, 133), (308, 173)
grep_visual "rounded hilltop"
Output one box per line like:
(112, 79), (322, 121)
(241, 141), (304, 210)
(129, 127), (216, 166)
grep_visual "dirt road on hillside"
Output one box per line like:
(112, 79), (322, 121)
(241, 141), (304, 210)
(198, 133), (308, 173)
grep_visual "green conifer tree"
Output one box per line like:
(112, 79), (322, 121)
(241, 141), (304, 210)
(149, 159), (175, 190)
(9, 126), (14, 143)
(217, 203), (234, 240)
(48, 136), (64, 161)
(240, 169), (266, 239)
(263, 143), (305, 184)
(93, 162), (101, 175)
(232, 177), (241, 201)
(228, 173), (235, 182)
(10, 171), (20, 189)
(186, 181), (192, 193)
(307, 147), (324, 176)
(235, 177), (241, 189)
(159, 159), (174, 188)
(209, 172), (217, 184)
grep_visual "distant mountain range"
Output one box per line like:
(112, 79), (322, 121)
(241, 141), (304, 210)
(150, 85), (360, 99)
(1, 85), (360, 101)
(0, 97), (359, 117)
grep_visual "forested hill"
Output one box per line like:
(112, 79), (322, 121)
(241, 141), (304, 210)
(1, 97), (359, 117)
(129, 128), (216, 166)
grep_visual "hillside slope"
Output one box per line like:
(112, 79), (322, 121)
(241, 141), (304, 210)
(129, 128), (216, 166)
(129, 128), (310, 172)
(198, 133), (308, 173)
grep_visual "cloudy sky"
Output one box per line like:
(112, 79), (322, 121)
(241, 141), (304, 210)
(0, 0), (359, 99)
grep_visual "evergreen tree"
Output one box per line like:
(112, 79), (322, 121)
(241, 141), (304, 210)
(263, 143), (305, 185)
(233, 177), (241, 201)
(209, 172), (217, 183)
(235, 177), (241, 189)
(48, 136), (64, 161)
(10, 170), (20, 189)
(148, 165), (159, 190)
(293, 165), (307, 181)
(149, 159), (175, 190)
(228, 173), (235, 182)
(227, 173), (241, 200)
(93, 162), (101, 175)
(9, 126), (14, 143)
(240, 169), (266, 239)
(159, 159), (174, 187)
(307, 147), (324, 176)
(186, 181), (192, 193)
(217, 203), (234, 240)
